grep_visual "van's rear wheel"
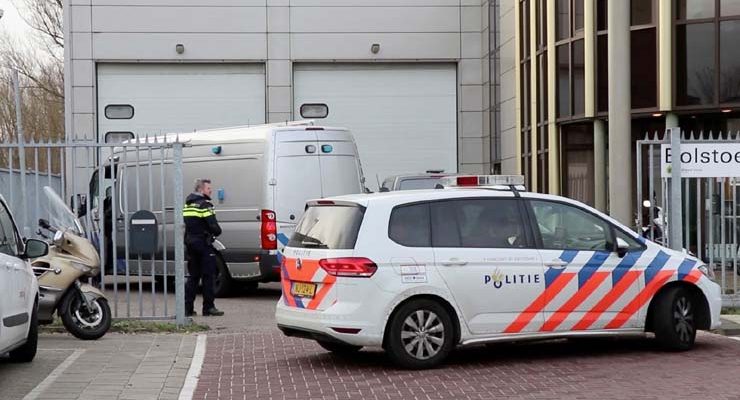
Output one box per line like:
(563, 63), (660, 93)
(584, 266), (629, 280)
(214, 254), (235, 298)
(385, 299), (454, 369)
(652, 286), (697, 351)
(316, 340), (362, 355)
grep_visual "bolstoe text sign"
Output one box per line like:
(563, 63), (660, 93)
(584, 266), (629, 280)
(661, 143), (740, 178)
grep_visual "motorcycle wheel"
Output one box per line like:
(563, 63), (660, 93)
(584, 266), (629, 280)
(60, 291), (112, 340)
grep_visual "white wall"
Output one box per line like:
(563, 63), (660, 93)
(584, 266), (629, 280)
(65, 1), (502, 174)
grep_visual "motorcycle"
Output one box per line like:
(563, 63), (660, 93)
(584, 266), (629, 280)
(638, 199), (666, 245)
(32, 186), (112, 340)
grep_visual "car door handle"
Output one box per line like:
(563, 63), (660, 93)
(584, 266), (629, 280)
(545, 259), (569, 269)
(441, 259), (468, 266)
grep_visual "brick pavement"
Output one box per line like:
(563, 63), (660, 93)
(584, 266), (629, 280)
(2, 333), (196, 400)
(194, 331), (740, 400)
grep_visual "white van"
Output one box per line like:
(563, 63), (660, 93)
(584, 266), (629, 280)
(89, 121), (367, 296)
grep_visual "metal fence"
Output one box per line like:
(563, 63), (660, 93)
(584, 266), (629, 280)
(0, 136), (189, 324)
(0, 168), (63, 236)
(637, 130), (740, 307)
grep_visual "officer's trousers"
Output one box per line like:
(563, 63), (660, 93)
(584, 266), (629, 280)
(185, 240), (217, 313)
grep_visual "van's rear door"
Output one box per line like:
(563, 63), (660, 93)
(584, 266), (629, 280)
(316, 130), (363, 197)
(274, 130), (321, 247)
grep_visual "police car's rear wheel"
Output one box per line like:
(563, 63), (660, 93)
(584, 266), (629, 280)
(386, 299), (454, 369)
(652, 286), (696, 351)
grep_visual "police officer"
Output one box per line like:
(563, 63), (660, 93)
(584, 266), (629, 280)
(184, 178), (224, 317)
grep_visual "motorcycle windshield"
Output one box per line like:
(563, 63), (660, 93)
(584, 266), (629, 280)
(43, 186), (84, 236)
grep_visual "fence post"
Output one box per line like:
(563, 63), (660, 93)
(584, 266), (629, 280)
(173, 141), (187, 327)
(669, 127), (683, 250)
(12, 70), (29, 236)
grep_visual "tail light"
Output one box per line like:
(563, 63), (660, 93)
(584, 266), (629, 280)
(261, 209), (277, 250)
(319, 258), (377, 278)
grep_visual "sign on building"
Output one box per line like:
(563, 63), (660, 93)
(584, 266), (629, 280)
(661, 143), (740, 178)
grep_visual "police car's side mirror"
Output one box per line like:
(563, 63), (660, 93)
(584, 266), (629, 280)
(616, 238), (629, 258)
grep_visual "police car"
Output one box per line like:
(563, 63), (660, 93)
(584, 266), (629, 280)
(275, 175), (722, 369)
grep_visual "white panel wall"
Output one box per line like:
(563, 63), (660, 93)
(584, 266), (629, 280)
(294, 63), (458, 191)
(66, 1), (502, 175)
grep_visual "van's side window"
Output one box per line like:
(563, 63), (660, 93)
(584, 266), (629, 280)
(530, 200), (613, 251)
(431, 199), (527, 248)
(389, 203), (431, 247)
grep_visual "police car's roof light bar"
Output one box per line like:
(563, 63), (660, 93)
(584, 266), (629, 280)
(438, 175), (527, 194)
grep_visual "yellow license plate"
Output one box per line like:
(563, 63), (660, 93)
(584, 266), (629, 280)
(291, 282), (317, 298)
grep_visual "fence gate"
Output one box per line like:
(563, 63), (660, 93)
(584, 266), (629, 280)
(0, 136), (189, 324)
(637, 130), (740, 307)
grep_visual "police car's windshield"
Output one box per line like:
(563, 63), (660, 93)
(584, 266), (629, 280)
(289, 205), (365, 249)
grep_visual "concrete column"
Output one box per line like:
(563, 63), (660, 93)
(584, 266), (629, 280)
(659, 0), (673, 110)
(584, 0), (596, 118)
(594, 119), (607, 212)
(547, 0), (560, 194)
(607, 0), (632, 224)
(514, 1), (523, 174)
(666, 112), (679, 129)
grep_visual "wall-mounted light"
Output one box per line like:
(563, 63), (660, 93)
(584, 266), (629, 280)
(175, 44), (185, 54)
(371, 43), (380, 54)
(652, 113), (663, 117)
(722, 109), (733, 113)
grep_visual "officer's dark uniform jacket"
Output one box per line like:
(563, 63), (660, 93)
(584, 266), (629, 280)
(183, 192), (222, 244)
(183, 192), (222, 315)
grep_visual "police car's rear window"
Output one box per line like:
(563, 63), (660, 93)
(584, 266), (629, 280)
(288, 205), (365, 249)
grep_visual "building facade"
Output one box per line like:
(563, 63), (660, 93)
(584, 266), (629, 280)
(64, 1), (516, 192)
(513, 0), (740, 223)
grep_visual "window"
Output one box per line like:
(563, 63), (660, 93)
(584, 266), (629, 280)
(574, 0), (584, 31)
(104, 105), (134, 120)
(720, 20), (740, 103)
(561, 124), (595, 206)
(0, 204), (20, 256)
(289, 205), (365, 250)
(572, 40), (585, 115)
(557, 0), (570, 40)
(722, 0), (740, 16)
(676, 23), (716, 105)
(677, 0), (715, 20)
(557, 45), (571, 118)
(597, 34), (609, 112)
(631, 28), (658, 109)
(632, 0), (653, 25)
(616, 229), (645, 251)
(431, 199), (527, 248)
(530, 200), (613, 251)
(675, 0), (740, 108)
(388, 203), (431, 247)
(597, 0), (608, 30)
(105, 132), (135, 144)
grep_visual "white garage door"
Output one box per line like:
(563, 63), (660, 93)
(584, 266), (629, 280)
(294, 63), (457, 191)
(97, 64), (265, 142)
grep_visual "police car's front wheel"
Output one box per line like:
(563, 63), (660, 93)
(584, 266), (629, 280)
(652, 286), (696, 351)
(385, 299), (454, 369)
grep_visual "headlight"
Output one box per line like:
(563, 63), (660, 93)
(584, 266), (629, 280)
(698, 264), (715, 281)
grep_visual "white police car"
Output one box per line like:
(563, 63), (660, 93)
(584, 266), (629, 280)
(275, 176), (722, 369)
(0, 195), (47, 362)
